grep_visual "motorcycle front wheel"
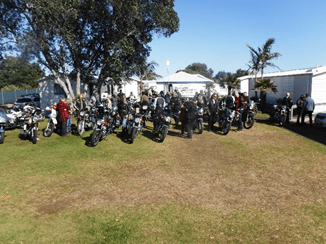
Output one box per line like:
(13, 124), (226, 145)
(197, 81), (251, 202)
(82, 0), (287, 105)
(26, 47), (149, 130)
(130, 127), (138, 144)
(160, 126), (168, 142)
(243, 115), (255, 129)
(279, 115), (286, 127)
(222, 122), (231, 135)
(91, 130), (101, 147)
(43, 123), (54, 137)
(198, 120), (203, 134)
(77, 120), (85, 136)
(32, 130), (38, 144)
(0, 132), (4, 144)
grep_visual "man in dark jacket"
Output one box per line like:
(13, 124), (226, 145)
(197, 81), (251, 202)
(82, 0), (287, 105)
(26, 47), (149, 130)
(208, 94), (218, 132)
(282, 92), (293, 124)
(185, 98), (197, 139)
(234, 91), (245, 132)
(296, 95), (304, 124)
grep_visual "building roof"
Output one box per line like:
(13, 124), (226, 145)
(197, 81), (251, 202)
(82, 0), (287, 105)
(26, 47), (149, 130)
(157, 71), (213, 83)
(239, 65), (326, 80)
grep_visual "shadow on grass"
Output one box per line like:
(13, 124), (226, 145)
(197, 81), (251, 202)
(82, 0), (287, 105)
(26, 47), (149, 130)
(255, 116), (326, 146)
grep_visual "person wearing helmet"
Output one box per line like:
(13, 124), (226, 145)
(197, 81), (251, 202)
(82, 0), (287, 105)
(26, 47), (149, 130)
(282, 92), (293, 124)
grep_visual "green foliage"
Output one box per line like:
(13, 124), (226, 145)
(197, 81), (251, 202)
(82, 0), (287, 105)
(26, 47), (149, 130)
(179, 62), (214, 79)
(0, 56), (44, 91)
(0, 0), (180, 97)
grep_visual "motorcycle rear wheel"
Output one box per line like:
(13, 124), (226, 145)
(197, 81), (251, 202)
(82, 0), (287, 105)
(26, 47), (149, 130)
(130, 127), (138, 144)
(43, 123), (54, 137)
(0, 132), (4, 144)
(32, 130), (38, 144)
(91, 130), (101, 147)
(160, 126), (168, 142)
(198, 120), (203, 134)
(243, 115), (255, 129)
(77, 121), (85, 136)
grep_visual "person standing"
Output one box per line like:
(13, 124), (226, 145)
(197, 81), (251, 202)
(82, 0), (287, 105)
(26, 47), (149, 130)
(234, 91), (245, 132)
(58, 99), (69, 137)
(301, 94), (315, 127)
(208, 94), (218, 132)
(282, 92), (293, 124)
(185, 98), (197, 139)
(66, 99), (74, 134)
(296, 95), (305, 124)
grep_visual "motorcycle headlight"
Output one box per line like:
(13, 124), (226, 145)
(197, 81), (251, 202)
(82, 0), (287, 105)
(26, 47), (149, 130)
(165, 116), (171, 123)
(28, 118), (32, 124)
(135, 117), (141, 123)
(142, 105), (148, 110)
(97, 119), (104, 125)
(80, 111), (84, 116)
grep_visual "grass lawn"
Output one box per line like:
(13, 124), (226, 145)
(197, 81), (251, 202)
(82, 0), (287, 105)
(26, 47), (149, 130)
(1, 118), (326, 243)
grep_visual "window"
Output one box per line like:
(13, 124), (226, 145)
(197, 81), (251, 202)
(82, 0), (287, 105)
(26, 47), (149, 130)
(54, 84), (64, 95)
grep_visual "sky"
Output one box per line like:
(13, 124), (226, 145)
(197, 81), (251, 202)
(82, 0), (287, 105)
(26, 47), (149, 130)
(147, 0), (326, 78)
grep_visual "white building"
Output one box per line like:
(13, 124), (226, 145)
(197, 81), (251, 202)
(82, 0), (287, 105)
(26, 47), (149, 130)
(143, 71), (228, 97)
(239, 65), (326, 113)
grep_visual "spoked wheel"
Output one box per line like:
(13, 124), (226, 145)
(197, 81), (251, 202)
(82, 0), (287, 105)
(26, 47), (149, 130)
(130, 127), (138, 144)
(160, 126), (168, 142)
(77, 121), (85, 136)
(91, 130), (101, 147)
(43, 123), (54, 137)
(243, 115), (255, 129)
(0, 132), (4, 144)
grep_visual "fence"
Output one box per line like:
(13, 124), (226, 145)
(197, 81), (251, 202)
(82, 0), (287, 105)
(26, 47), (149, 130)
(0, 89), (40, 105)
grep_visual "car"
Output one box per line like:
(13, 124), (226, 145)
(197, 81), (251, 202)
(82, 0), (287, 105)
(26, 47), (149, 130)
(314, 112), (326, 127)
(14, 95), (41, 108)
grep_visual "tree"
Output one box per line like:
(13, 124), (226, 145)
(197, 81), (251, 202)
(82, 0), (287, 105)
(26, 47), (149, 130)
(255, 78), (278, 109)
(219, 73), (241, 95)
(136, 60), (162, 94)
(0, 0), (179, 101)
(246, 38), (281, 84)
(0, 56), (44, 91)
(178, 63), (214, 79)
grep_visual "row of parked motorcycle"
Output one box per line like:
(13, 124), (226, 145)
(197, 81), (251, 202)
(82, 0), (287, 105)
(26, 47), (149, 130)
(0, 97), (259, 146)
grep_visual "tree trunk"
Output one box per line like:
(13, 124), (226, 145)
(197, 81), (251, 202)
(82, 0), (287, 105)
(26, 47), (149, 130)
(76, 69), (81, 96)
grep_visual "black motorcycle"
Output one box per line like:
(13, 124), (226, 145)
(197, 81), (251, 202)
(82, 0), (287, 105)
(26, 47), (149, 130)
(270, 104), (287, 126)
(90, 105), (119, 147)
(193, 106), (204, 134)
(129, 107), (144, 144)
(243, 100), (257, 129)
(19, 106), (40, 144)
(217, 107), (235, 135)
(0, 108), (9, 144)
(153, 106), (172, 142)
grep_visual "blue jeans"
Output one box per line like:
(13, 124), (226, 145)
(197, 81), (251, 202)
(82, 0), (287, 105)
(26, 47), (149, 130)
(122, 117), (128, 129)
(66, 114), (72, 133)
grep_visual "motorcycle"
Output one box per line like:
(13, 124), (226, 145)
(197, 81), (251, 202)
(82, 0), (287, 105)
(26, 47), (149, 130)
(90, 105), (120, 147)
(153, 106), (172, 142)
(43, 105), (58, 137)
(19, 106), (40, 144)
(217, 107), (235, 135)
(193, 106), (204, 134)
(128, 107), (144, 144)
(270, 104), (287, 126)
(0, 108), (9, 144)
(243, 100), (256, 129)
(140, 103), (150, 127)
(6, 105), (24, 129)
(77, 106), (97, 136)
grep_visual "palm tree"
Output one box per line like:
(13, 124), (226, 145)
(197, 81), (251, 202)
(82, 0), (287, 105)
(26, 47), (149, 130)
(136, 61), (162, 94)
(219, 73), (241, 95)
(246, 45), (260, 97)
(255, 78), (278, 109)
